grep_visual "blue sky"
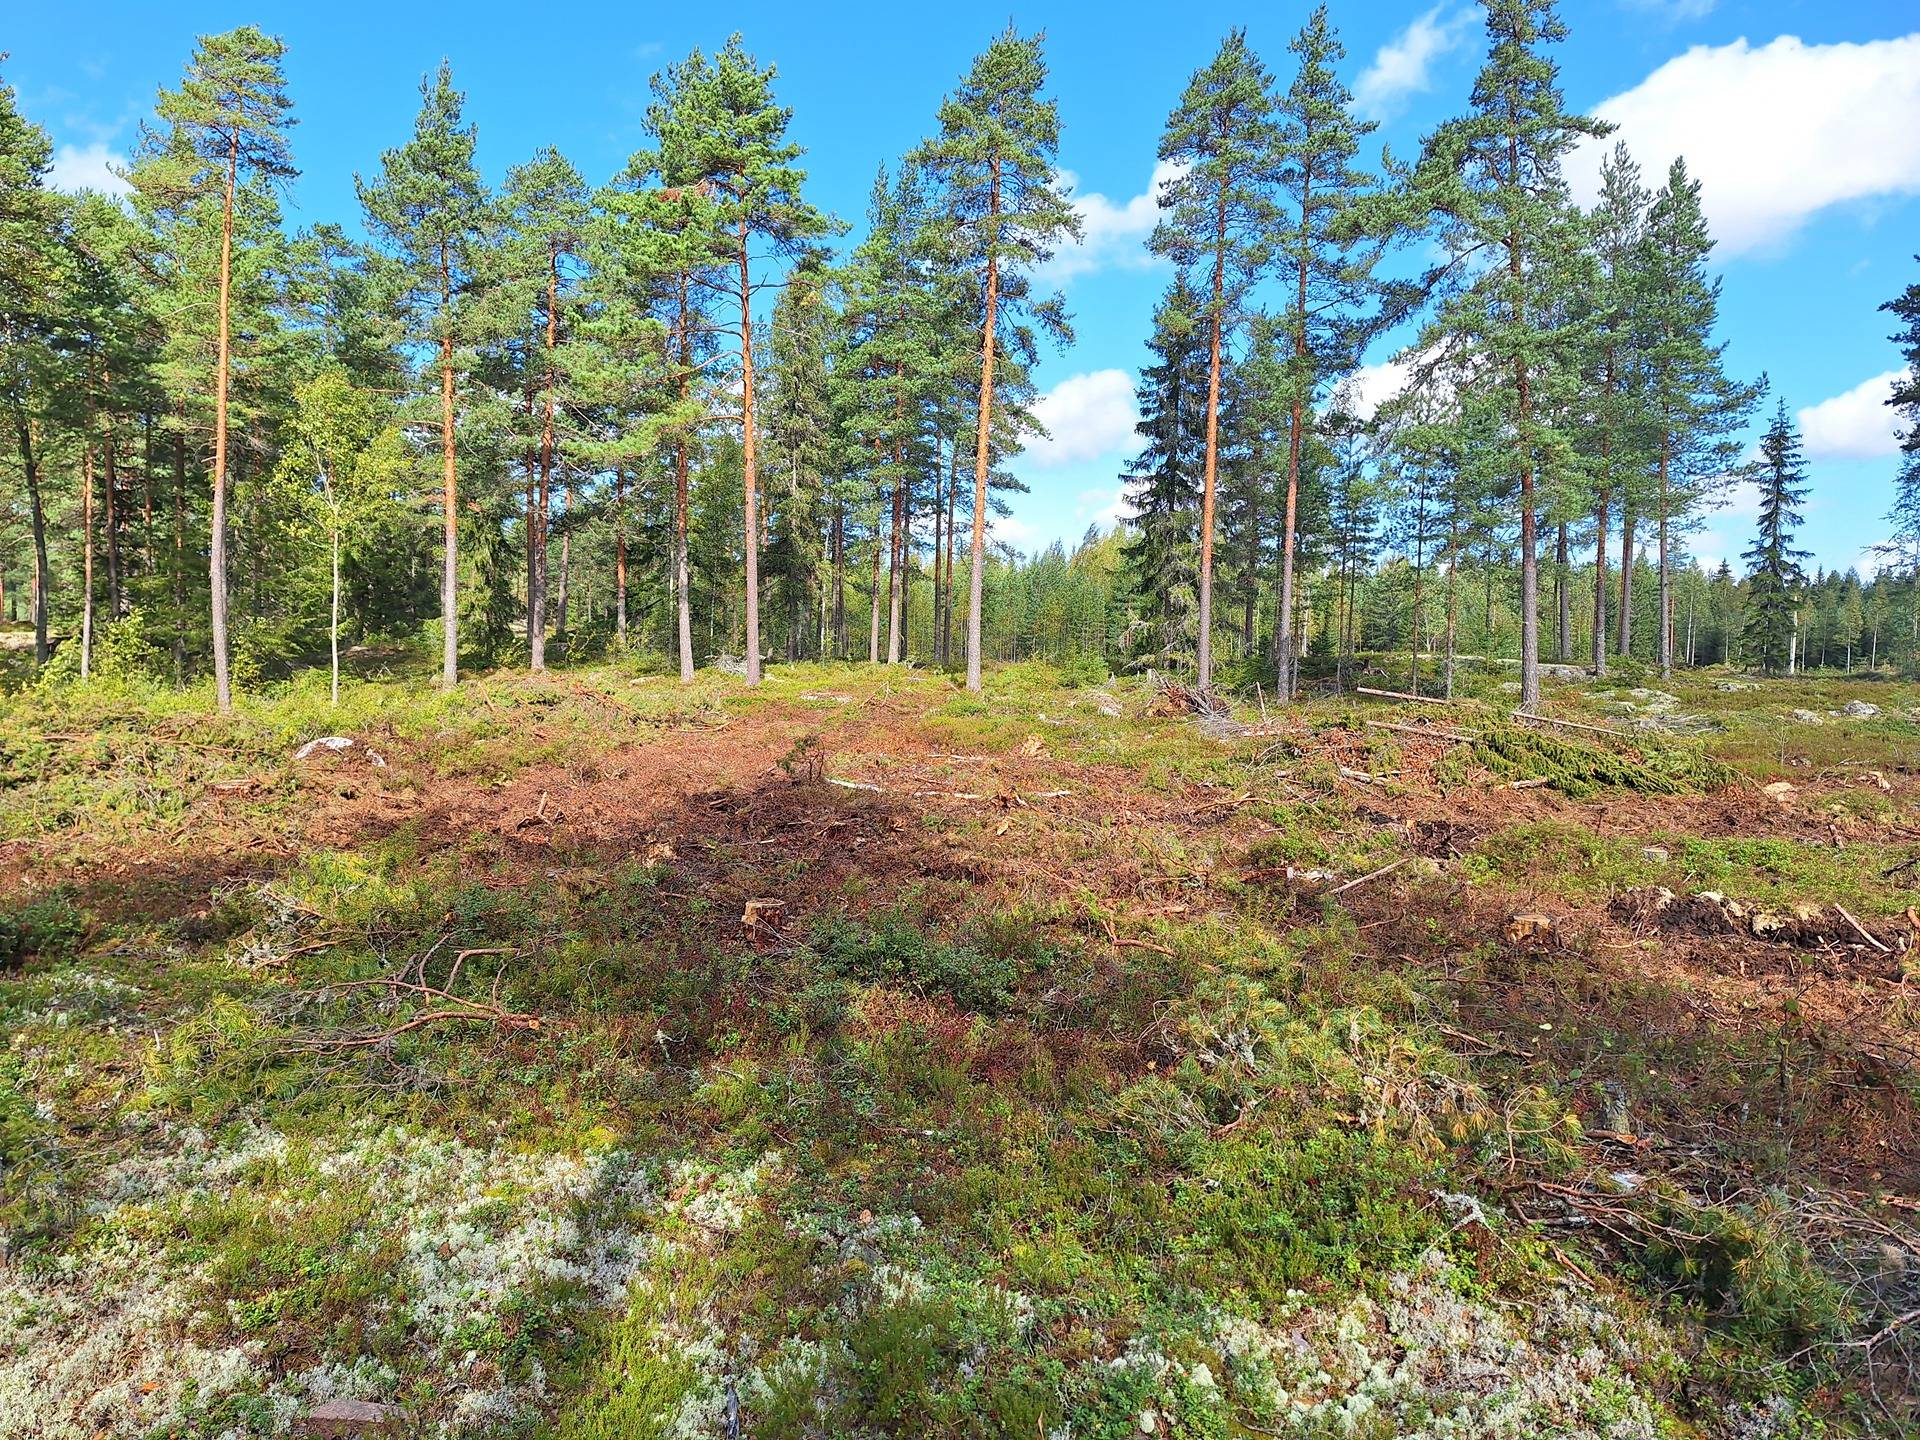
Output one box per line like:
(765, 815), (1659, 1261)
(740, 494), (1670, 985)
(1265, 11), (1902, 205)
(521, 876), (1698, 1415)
(10, 1), (1917, 575)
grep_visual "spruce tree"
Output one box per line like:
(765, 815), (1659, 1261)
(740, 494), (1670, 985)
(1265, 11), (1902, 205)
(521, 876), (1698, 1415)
(914, 27), (1080, 693)
(357, 61), (487, 691)
(139, 26), (295, 710)
(1122, 279), (1210, 662)
(1641, 156), (1759, 677)
(1411, 0), (1607, 709)
(1271, 6), (1377, 700)
(1743, 401), (1809, 676)
(1151, 30), (1280, 687)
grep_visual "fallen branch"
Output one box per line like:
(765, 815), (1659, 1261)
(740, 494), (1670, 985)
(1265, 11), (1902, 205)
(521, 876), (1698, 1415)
(1512, 710), (1633, 740)
(825, 777), (883, 792)
(1834, 903), (1893, 954)
(1330, 857), (1409, 894)
(1356, 686), (1456, 707)
(1364, 719), (1477, 743)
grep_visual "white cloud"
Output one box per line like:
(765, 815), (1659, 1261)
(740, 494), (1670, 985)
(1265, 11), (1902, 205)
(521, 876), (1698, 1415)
(1569, 34), (1920, 256)
(1340, 355), (1418, 419)
(49, 141), (131, 198)
(1797, 371), (1909, 461)
(1020, 369), (1138, 468)
(1037, 159), (1184, 285)
(1355, 6), (1474, 120)
(992, 513), (1039, 550)
(1076, 484), (1133, 530)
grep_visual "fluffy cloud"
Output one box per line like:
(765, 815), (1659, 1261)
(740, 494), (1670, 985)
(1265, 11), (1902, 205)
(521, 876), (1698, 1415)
(1355, 5), (1474, 120)
(49, 142), (131, 198)
(1020, 369), (1139, 468)
(1569, 34), (1920, 256)
(1340, 355), (1418, 419)
(1037, 159), (1183, 284)
(1797, 371), (1909, 461)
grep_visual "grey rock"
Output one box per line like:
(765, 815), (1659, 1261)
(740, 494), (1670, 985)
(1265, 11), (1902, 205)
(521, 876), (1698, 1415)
(1838, 699), (1881, 718)
(297, 1400), (403, 1437)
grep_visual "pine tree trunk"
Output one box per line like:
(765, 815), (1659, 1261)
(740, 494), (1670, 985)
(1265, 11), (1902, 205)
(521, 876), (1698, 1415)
(81, 443), (95, 679)
(1196, 190), (1228, 690)
(1555, 522), (1570, 661)
(1591, 489), (1608, 677)
(943, 437), (960, 666)
(556, 485), (572, 654)
(1277, 165), (1313, 703)
(171, 424), (186, 683)
(868, 518), (883, 663)
(966, 163), (1003, 694)
(831, 501), (846, 659)
(210, 132), (239, 711)
(737, 218), (764, 686)
(1656, 441), (1673, 678)
(614, 467), (628, 646)
(14, 414), (49, 666)
(102, 375), (122, 620)
(930, 443), (945, 667)
(1444, 511), (1461, 700)
(438, 241), (459, 691)
(1616, 508), (1635, 657)
(675, 277), (695, 683)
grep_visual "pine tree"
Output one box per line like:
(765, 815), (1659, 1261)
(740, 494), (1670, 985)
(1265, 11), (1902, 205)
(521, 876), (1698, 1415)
(603, 68), (733, 682)
(1579, 143), (1650, 676)
(1411, 0), (1608, 709)
(1151, 30), (1280, 687)
(1641, 156), (1759, 677)
(1271, 6), (1377, 700)
(914, 27), (1081, 693)
(357, 61), (487, 691)
(137, 26), (295, 710)
(650, 36), (836, 686)
(1743, 401), (1808, 676)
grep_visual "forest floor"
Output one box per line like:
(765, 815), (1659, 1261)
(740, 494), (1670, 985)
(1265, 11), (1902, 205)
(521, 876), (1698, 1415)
(3, 656), (1919, 1438)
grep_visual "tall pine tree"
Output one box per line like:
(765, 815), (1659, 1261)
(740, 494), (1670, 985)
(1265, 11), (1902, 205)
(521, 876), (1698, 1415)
(357, 61), (488, 691)
(1151, 31), (1280, 687)
(914, 28), (1080, 693)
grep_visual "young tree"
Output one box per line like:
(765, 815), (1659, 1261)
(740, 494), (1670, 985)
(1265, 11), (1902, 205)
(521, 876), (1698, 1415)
(140, 26), (296, 710)
(1883, 258), (1920, 665)
(653, 36), (836, 686)
(1743, 401), (1808, 676)
(357, 62), (487, 691)
(1640, 156), (1758, 677)
(1411, 0), (1607, 709)
(1151, 30), (1280, 688)
(915, 28), (1081, 693)
(281, 370), (406, 703)
(1270, 6), (1377, 700)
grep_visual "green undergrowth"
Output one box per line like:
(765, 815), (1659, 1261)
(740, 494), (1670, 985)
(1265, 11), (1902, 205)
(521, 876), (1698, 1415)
(3, 661), (1903, 1436)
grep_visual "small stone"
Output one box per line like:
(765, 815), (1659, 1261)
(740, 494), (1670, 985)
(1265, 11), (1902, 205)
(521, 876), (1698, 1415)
(1839, 700), (1881, 718)
(1761, 780), (1798, 805)
(1641, 846), (1669, 864)
(297, 1400), (403, 1437)
(1788, 709), (1825, 725)
(1139, 1409), (1158, 1434)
